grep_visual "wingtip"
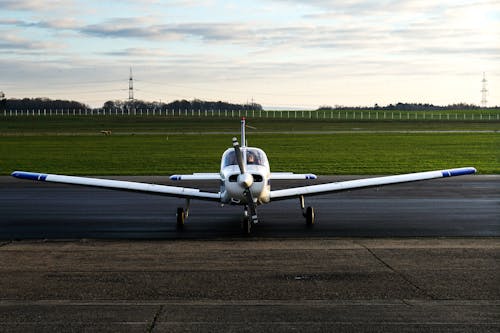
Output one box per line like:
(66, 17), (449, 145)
(11, 171), (48, 181)
(441, 167), (477, 177)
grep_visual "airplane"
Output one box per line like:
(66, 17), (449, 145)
(11, 118), (476, 233)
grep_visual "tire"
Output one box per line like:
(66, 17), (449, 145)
(176, 207), (185, 228)
(306, 206), (315, 226)
(241, 211), (251, 234)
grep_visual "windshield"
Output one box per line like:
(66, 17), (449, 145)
(222, 150), (237, 167)
(246, 149), (264, 166)
(222, 148), (268, 168)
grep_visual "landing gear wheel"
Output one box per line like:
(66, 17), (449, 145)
(241, 210), (251, 234)
(305, 206), (315, 226)
(176, 207), (185, 228)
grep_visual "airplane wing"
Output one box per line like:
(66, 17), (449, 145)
(11, 171), (221, 201)
(269, 167), (476, 201)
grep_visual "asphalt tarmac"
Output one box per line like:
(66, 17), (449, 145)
(1, 175), (499, 332)
(1, 175), (498, 238)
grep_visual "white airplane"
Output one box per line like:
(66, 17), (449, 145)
(12, 118), (476, 233)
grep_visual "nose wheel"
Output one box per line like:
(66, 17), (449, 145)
(241, 206), (258, 234)
(242, 210), (251, 234)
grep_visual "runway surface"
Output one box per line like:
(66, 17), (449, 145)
(1, 175), (498, 239)
(1, 238), (499, 332)
(1, 175), (499, 331)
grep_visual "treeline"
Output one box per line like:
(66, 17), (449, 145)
(103, 99), (263, 112)
(1, 97), (262, 112)
(2, 98), (496, 112)
(318, 102), (492, 111)
(2, 98), (87, 111)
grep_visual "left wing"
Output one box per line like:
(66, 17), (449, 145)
(11, 171), (221, 201)
(270, 167), (476, 201)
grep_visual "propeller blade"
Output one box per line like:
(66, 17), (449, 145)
(232, 136), (258, 224)
(232, 137), (246, 174)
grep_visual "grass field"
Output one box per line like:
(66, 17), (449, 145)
(1, 116), (500, 134)
(1, 116), (498, 175)
(1, 133), (498, 175)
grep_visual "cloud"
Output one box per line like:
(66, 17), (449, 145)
(79, 19), (256, 43)
(0, 0), (71, 11)
(101, 47), (171, 58)
(0, 33), (56, 50)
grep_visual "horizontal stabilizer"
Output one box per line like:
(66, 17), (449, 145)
(169, 173), (221, 181)
(270, 172), (317, 180)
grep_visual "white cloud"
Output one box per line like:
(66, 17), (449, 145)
(0, 0), (73, 11)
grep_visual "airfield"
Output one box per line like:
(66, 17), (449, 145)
(0, 115), (499, 331)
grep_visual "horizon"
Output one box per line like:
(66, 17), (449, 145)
(0, 0), (499, 108)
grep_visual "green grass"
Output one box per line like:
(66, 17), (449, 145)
(1, 133), (498, 175)
(1, 115), (499, 135)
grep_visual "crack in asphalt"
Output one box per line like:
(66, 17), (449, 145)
(147, 304), (164, 333)
(358, 242), (436, 300)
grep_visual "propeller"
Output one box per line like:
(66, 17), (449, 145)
(232, 137), (258, 223)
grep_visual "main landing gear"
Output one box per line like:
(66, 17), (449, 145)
(176, 199), (190, 228)
(300, 195), (315, 226)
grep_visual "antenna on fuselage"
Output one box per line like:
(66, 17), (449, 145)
(241, 117), (246, 147)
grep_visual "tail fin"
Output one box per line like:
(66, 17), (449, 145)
(241, 117), (246, 147)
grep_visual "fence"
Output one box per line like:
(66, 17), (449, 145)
(2, 108), (500, 121)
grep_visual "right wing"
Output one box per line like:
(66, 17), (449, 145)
(270, 167), (476, 201)
(11, 171), (221, 201)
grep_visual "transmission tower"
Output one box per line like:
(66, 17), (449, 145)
(129, 67), (134, 101)
(481, 72), (487, 108)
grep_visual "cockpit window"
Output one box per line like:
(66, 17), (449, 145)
(223, 150), (237, 167)
(222, 148), (268, 168)
(246, 149), (264, 166)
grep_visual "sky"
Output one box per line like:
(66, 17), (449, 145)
(0, 0), (499, 109)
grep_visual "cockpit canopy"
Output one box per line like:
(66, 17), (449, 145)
(221, 148), (269, 168)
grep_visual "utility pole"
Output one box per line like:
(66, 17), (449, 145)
(128, 67), (135, 115)
(129, 67), (134, 101)
(481, 72), (488, 108)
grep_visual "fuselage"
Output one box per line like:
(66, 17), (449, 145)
(219, 147), (271, 205)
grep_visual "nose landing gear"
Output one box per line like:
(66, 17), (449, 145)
(241, 206), (258, 234)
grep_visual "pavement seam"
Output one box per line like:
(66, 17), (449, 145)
(147, 304), (164, 333)
(357, 242), (436, 300)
